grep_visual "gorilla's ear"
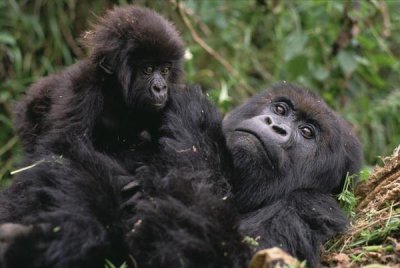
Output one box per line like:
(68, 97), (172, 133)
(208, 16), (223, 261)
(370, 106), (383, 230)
(99, 56), (114, 74)
(345, 134), (363, 183)
(334, 129), (362, 194)
(81, 31), (114, 74)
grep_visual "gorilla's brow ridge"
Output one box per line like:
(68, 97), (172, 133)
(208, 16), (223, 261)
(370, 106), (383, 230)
(271, 96), (295, 110)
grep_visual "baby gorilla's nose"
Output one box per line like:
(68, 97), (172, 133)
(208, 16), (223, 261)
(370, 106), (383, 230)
(151, 83), (168, 107)
(152, 83), (167, 95)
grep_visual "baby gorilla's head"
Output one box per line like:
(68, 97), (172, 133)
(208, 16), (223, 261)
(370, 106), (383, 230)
(84, 6), (185, 112)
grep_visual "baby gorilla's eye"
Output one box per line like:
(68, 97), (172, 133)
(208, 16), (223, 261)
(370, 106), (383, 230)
(300, 126), (315, 139)
(273, 103), (288, 116)
(143, 66), (153, 75)
(161, 66), (170, 75)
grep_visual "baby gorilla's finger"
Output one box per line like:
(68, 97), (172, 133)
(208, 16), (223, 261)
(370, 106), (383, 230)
(122, 180), (140, 192)
(121, 192), (144, 210)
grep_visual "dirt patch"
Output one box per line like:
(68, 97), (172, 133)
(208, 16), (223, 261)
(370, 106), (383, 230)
(322, 146), (400, 267)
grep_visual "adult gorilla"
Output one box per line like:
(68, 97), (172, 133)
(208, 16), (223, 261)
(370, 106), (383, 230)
(122, 83), (362, 267)
(0, 84), (361, 267)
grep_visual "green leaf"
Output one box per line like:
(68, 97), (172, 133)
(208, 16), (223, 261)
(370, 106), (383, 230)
(283, 31), (308, 62)
(337, 50), (358, 73)
(218, 81), (231, 103)
(287, 55), (308, 78)
(314, 67), (329, 81)
(0, 33), (16, 45)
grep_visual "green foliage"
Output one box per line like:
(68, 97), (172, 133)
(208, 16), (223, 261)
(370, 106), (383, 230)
(346, 206), (400, 264)
(1, 0), (400, 184)
(179, 0), (400, 165)
(242, 235), (260, 247)
(356, 216), (400, 247)
(337, 173), (358, 218)
(104, 259), (127, 268)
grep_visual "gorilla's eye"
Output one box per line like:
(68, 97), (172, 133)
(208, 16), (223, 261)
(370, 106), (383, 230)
(300, 125), (315, 139)
(143, 66), (154, 75)
(161, 67), (170, 75)
(273, 103), (288, 116)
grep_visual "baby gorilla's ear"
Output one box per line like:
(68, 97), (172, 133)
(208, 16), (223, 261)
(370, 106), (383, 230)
(98, 56), (114, 74)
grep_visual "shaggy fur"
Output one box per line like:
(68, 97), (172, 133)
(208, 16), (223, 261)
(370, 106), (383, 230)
(0, 148), (129, 267)
(112, 84), (362, 267)
(0, 84), (361, 267)
(3, 8), (364, 263)
(0, 85), (249, 267)
(13, 6), (184, 156)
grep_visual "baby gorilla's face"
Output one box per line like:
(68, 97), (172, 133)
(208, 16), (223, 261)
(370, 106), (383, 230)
(127, 61), (173, 112)
(222, 84), (362, 212)
(85, 6), (185, 115)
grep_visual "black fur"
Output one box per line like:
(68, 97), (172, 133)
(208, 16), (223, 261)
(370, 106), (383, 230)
(0, 147), (129, 267)
(2, 83), (362, 267)
(0, 85), (250, 267)
(5, 19), (362, 266)
(105, 84), (362, 267)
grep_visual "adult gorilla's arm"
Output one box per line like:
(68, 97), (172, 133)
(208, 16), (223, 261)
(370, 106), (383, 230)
(121, 85), (250, 268)
(239, 189), (347, 267)
(0, 147), (129, 268)
(159, 85), (232, 179)
(123, 85), (233, 190)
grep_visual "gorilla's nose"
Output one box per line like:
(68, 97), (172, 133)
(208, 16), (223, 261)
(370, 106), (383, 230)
(263, 116), (291, 145)
(151, 84), (168, 102)
(152, 84), (167, 94)
(271, 124), (287, 136)
(265, 116), (288, 136)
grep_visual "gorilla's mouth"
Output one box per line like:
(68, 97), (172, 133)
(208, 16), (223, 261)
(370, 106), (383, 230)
(153, 102), (166, 110)
(234, 128), (274, 168)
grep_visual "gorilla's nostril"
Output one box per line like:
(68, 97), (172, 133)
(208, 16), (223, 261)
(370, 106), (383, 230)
(265, 117), (272, 125)
(272, 125), (287, 136)
(152, 85), (161, 93)
(152, 85), (167, 95)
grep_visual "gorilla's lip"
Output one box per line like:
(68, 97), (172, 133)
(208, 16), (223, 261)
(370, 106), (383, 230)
(234, 128), (274, 168)
(153, 102), (166, 110)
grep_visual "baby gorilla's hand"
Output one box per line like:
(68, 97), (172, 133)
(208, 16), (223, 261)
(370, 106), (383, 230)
(121, 178), (144, 210)
(118, 166), (158, 228)
(118, 175), (146, 226)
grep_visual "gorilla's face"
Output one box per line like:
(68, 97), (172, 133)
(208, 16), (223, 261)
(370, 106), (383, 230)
(126, 60), (174, 112)
(87, 5), (185, 114)
(223, 84), (362, 212)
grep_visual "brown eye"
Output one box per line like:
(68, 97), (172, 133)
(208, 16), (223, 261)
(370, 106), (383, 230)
(300, 126), (314, 139)
(161, 67), (170, 75)
(143, 66), (153, 75)
(274, 104), (287, 115)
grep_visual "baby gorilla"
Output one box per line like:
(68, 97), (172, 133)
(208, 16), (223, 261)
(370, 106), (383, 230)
(13, 6), (184, 156)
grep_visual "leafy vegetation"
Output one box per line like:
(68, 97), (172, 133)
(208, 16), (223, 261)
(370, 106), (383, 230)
(0, 1), (399, 266)
(325, 149), (400, 267)
(337, 173), (358, 218)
